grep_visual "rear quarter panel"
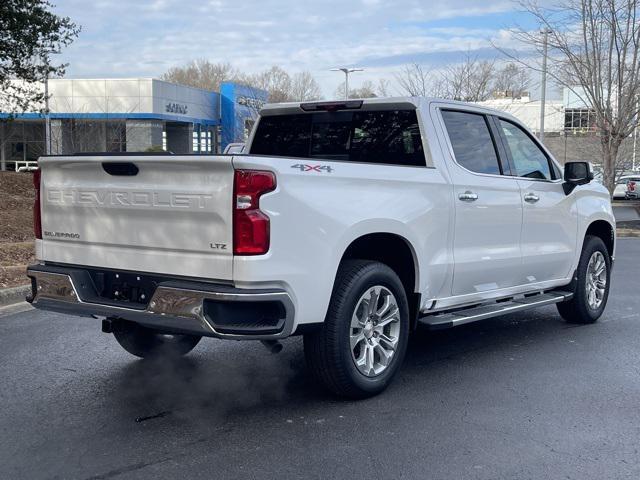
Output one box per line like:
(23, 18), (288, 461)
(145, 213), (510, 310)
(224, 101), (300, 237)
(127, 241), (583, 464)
(231, 153), (453, 327)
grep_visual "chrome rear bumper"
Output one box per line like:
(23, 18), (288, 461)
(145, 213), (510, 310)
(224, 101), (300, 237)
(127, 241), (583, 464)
(26, 265), (295, 340)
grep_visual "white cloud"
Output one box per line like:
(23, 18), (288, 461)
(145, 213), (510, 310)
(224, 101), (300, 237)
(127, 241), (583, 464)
(52, 0), (525, 97)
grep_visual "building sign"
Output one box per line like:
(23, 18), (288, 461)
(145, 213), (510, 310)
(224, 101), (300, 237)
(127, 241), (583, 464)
(166, 102), (188, 115)
(220, 82), (268, 150)
(237, 95), (265, 110)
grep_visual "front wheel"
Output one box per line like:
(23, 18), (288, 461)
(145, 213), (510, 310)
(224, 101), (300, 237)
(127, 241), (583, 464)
(112, 320), (202, 358)
(304, 260), (409, 398)
(557, 235), (611, 324)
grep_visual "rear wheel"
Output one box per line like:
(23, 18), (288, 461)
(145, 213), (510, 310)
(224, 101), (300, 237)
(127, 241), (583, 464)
(557, 235), (611, 324)
(304, 260), (409, 398)
(112, 320), (202, 358)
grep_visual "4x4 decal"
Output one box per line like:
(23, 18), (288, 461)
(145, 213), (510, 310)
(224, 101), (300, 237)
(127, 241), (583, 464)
(291, 163), (333, 173)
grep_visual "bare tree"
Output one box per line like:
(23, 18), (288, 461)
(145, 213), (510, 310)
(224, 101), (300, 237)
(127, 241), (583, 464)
(161, 60), (239, 91)
(333, 80), (377, 99)
(395, 63), (432, 96)
(441, 52), (495, 101)
(162, 62), (325, 104)
(49, 118), (109, 154)
(395, 58), (495, 100)
(376, 78), (391, 97)
(351, 81), (377, 98)
(250, 66), (293, 103)
(290, 71), (322, 101)
(46, 103), (165, 154)
(502, 0), (640, 194)
(492, 62), (531, 97)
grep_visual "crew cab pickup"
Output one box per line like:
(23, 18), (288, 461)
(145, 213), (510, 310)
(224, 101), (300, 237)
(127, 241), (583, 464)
(27, 98), (615, 398)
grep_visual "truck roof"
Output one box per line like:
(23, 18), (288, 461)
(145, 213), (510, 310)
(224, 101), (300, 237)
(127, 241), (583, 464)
(259, 96), (519, 122)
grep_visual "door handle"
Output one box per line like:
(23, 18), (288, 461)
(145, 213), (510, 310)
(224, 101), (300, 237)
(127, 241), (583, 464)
(458, 191), (478, 202)
(524, 193), (540, 203)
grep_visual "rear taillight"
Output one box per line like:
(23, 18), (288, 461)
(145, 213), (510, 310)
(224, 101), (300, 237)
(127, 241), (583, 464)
(233, 169), (276, 255)
(629, 181), (636, 192)
(33, 169), (42, 239)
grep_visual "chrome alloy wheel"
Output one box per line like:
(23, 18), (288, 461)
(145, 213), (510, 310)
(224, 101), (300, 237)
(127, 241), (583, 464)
(350, 286), (401, 377)
(586, 251), (607, 310)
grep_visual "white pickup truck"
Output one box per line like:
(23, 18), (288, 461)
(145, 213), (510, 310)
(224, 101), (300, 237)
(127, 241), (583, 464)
(27, 98), (615, 398)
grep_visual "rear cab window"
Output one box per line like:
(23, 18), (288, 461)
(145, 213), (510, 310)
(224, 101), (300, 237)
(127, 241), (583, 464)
(250, 108), (426, 167)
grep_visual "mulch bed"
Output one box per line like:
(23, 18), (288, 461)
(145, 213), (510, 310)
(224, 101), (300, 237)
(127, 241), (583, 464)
(0, 266), (29, 289)
(0, 241), (34, 266)
(1, 172), (35, 288)
(1, 172), (34, 242)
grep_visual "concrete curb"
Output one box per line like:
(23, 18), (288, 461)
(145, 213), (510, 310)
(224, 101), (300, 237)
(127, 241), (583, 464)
(0, 284), (30, 307)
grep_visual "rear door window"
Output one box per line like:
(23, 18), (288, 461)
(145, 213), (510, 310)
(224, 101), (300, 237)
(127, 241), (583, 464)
(349, 111), (423, 165)
(249, 109), (426, 167)
(441, 110), (502, 175)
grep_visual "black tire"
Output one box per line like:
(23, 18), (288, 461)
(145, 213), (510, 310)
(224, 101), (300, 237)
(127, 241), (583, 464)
(557, 235), (611, 324)
(304, 260), (410, 399)
(112, 320), (202, 358)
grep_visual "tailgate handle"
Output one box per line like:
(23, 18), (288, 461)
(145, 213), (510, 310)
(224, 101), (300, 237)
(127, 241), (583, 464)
(102, 162), (139, 176)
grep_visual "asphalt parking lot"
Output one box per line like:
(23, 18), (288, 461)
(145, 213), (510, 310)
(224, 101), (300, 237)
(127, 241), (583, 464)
(1, 238), (640, 480)
(613, 202), (640, 221)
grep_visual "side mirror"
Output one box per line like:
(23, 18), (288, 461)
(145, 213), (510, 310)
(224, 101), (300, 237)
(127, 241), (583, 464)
(563, 161), (593, 194)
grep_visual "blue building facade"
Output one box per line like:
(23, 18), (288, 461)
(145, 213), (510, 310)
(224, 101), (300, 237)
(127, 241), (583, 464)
(220, 82), (268, 148)
(0, 78), (267, 169)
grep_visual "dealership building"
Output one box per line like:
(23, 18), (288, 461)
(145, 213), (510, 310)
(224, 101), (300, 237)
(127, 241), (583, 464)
(477, 88), (638, 170)
(2, 80), (637, 172)
(0, 78), (266, 169)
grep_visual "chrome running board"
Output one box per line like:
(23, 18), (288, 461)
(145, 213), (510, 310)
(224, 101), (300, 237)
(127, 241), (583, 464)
(418, 291), (573, 330)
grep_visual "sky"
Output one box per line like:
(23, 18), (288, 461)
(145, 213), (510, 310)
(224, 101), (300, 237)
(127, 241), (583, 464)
(51, 0), (548, 98)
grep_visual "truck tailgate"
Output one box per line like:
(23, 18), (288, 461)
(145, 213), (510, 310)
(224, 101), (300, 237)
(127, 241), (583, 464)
(38, 155), (234, 281)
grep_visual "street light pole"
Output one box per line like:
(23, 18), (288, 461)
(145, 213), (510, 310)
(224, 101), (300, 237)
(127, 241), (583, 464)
(345, 71), (349, 100)
(330, 67), (363, 100)
(44, 66), (51, 155)
(41, 52), (60, 156)
(539, 29), (550, 143)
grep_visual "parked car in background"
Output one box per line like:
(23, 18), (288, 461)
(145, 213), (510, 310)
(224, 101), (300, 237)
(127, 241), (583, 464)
(626, 177), (639, 199)
(613, 175), (640, 199)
